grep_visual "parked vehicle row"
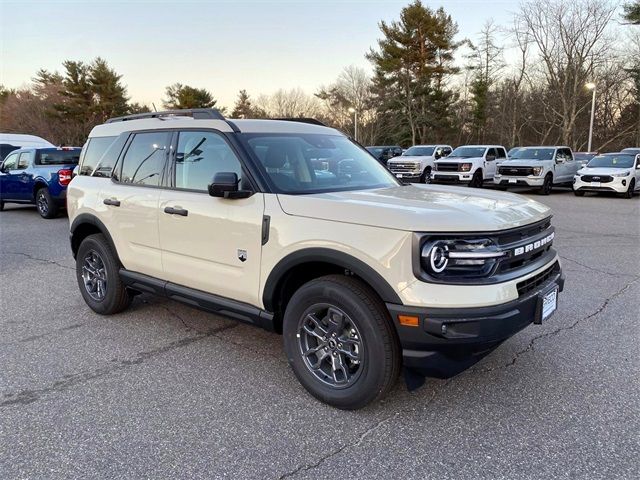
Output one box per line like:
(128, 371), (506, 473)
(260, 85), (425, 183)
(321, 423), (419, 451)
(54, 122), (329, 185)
(573, 152), (640, 198)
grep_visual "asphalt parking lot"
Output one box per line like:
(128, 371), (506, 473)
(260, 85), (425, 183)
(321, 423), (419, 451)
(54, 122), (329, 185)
(0, 188), (638, 479)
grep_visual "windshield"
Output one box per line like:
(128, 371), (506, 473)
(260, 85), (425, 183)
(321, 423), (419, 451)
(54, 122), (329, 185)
(36, 148), (81, 165)
(510, 148), (555, 161)
(403, 146), (434, 157)
(449, 147), (486, 158)
(241, 134), (399, 194)
(574, 153), (595, 162)
(586, 154), (635, 169)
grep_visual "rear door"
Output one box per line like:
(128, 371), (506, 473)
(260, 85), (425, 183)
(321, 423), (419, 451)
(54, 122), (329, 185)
(100, 131), (170, 278)
(158, 129), (265, 307)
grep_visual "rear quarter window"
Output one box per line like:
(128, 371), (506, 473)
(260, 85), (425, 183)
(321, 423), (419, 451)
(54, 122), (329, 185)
(79, 136), (117, 176)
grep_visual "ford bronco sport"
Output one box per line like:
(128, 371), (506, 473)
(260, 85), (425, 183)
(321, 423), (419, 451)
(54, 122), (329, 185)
(68, 109), (564, 409)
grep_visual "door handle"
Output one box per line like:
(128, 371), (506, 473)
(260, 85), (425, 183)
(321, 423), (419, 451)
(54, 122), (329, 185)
(103, 198), (120, 207)
(164, 206), (188, 217)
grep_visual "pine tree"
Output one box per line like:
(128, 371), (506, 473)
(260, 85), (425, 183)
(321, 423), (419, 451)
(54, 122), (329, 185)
(623, 1), (640, 24)
(162, 83), (221, 110)
(88, 57), (129, 122)
(231, 89), (265, 118)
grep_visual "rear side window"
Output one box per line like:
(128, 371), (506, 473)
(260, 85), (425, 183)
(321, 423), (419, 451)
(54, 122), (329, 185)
(36, 149), (80, 166)
(80, 136), (117, 175)
(118, 132), (170, 186)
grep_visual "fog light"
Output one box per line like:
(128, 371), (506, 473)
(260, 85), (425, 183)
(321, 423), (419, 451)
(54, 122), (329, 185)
(622, 179), (627, 186)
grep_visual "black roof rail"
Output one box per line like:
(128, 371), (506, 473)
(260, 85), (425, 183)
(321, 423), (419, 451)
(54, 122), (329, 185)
(106, 108), (226, 124)
(273, 117), (327, 127)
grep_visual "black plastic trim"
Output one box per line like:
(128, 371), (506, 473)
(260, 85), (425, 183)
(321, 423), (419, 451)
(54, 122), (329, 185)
(261, 215), (271, 245)
(106, 108), (225, 123)
(119, 270), (275, 331)
(262, 248), (402, 311)
(69, 213), (120, 261)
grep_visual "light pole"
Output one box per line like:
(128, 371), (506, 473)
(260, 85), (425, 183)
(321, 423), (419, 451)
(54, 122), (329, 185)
(348, 107), (358, 142)
(586, 82), (596, 152)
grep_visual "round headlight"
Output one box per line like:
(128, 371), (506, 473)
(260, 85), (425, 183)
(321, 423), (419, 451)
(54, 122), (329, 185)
(429, 243), (449, 273)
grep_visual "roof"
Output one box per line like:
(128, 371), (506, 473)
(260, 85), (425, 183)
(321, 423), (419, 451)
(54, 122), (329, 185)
(457, 145), (506, 148)
(0, 133), (54, 148)
(89, 116), (343, 138)
(515, 145), (570, 149)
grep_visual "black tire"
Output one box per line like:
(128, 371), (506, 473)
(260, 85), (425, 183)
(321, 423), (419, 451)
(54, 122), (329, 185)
(573, 190), (585, 197)
(283, 275), (401, 410)
(35, 187), (59, 219)
(0, 201), (4, 211)
(469, 170), (483, 188)
(76, 233), (132, 315)
(539, 174), (553, 195)
(624, 179), (635, 199)
(420, 166), (432, 183)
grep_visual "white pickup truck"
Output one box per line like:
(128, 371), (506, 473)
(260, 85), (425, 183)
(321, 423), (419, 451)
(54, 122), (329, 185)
(387, 145), (452, 183)
(431, 145), (507, 188)
(494, 146), (579, 195)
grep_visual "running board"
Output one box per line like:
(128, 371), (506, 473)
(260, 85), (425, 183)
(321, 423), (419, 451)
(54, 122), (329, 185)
(119, 269), (275, 331)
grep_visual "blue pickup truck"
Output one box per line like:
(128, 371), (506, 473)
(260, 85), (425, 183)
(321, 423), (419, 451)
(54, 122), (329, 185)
(0, 146), (81, 219)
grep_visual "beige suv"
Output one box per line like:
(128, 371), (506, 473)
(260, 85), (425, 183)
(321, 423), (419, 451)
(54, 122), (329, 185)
(68, 109), (564, 409)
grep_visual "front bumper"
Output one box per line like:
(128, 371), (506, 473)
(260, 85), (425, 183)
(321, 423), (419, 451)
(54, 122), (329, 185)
(573, 176), (629, 193)
(387, 263), (564, 378)
(389, 170), (422, 181)
(431, 172), (473, 184)
(494, 175), (545, 187)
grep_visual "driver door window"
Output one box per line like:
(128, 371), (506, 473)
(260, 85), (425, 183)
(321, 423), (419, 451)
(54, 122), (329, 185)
(2, 153), (18, 171)
(486, 148), (497, 160)
(173, 131), (243, 191)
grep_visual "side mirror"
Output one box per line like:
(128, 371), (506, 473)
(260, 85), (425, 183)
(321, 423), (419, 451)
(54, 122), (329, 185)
(208, 172), (252, 199)
(434, 151), (442, 160)
(72, 165), (79, 179)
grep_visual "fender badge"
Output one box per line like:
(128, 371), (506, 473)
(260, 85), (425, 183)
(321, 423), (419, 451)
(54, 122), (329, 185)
(237, 249), (247, 262)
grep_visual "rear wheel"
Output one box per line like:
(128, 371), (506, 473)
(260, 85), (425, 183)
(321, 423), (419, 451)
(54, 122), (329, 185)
(76, 233), (132, 315)
(624, 179), (636, 199)
(283, 275), (400, 410)
(35, 187), (59, 219)
(469, 170), (483, 188)
(573, 190), (585, 197)
(539, 174), (553, 195)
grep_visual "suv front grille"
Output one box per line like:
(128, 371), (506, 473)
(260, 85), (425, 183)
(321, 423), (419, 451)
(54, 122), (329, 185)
(517, 261), (560, 296)
(580, 175), (613, 183)
(435, 163), (460, 172)
(499, 166), (533, 176)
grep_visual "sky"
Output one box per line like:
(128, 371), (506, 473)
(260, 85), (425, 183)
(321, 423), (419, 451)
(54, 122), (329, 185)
(1, 0), (518, 109)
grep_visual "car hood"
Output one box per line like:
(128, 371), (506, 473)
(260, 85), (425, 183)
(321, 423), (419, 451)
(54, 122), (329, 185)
(499, 159), (548, 167)
(435, 156), (482, 164)
(578, 167), (630, 175)
(388, 156), (434, 163)
(277, 185), (551, 232)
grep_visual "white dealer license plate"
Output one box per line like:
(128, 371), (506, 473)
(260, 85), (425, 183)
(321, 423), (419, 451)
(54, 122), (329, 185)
(541, 287), (558, 322)
(591, 182), (600, 187)
(509, 178), (517, 184)
(396, 174), (403, 178)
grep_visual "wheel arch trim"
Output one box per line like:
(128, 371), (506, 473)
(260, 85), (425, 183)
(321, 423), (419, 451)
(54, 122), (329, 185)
(262, 248), (402, 312)
(70, 213), (119, 261)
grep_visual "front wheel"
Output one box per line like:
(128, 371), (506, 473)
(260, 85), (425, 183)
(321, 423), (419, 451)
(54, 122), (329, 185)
(35, 187), (59, 219)
(573, 190), (585, 197)
(624, 179), (636, 199)
(539, 174), (553, 195)
(76, 233), (132, 315)
(283, 275), (401, 410)
(469, 170), (483, 188)
(420, 166), (432, 183)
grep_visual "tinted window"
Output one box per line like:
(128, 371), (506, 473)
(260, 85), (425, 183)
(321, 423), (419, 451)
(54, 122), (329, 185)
(0, 144), (19, 161)
(2, 152), (18, 170)
(120, 132), (170, 186)
(174, 131), (242, 191)
(80, 136), (117, 175)
(497, 148), (507, 159)
(486, 148), (497, 159)
(17, 152), (31, 169)
(36, 149), (80, 166)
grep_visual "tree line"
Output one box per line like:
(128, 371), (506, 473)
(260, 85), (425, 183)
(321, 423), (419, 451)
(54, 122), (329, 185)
(1, 0), (638, 151)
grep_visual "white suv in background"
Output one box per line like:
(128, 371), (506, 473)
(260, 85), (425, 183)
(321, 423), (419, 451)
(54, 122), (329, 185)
(495, 146), (578, 195)
(431, 145), (507, 188)
(573, 152), (640, 198)
(387, 145), (452, 183)
(67, 109), (564, 409)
